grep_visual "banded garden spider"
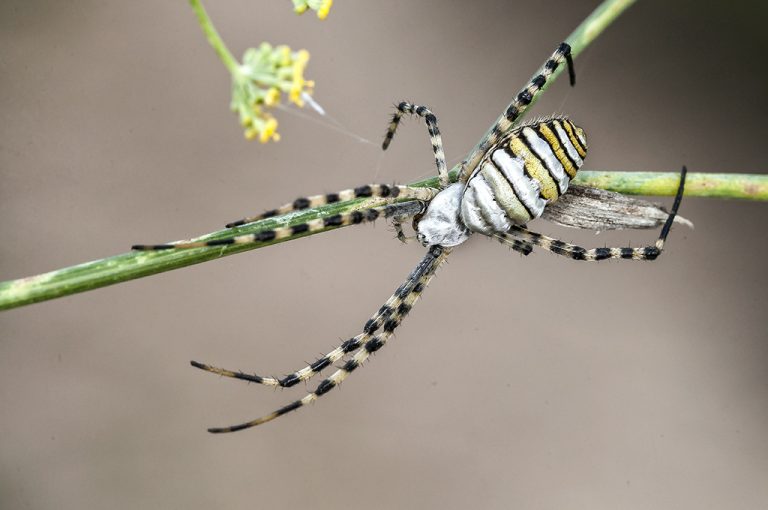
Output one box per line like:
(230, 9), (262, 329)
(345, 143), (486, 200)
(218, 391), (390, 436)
(133, 42), (687, 433)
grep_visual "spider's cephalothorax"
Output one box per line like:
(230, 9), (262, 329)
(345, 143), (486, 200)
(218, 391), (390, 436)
(133, 42), (687, 432)
(416, 117), (587, 247)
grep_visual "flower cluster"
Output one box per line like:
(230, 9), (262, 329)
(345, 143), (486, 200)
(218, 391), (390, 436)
(231, 43), (315, 142)
(292, 0), (333, 20)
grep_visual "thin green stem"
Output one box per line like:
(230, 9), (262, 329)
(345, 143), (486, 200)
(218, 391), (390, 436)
(1, 171), (765, 311)
(575, 171), (768, 200)
(189, 0), (240, 76)
(463, 0), (636, 171)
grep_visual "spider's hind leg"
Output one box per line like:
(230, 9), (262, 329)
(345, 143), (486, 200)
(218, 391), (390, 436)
(382, 102), (449, 188)
(494, 234), (534, 256)
(190, 252), (431, 388)
(499, 166), (688, 262)
(203, 245), (451, 433)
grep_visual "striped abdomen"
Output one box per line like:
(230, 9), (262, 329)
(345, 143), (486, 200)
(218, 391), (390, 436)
(461, 117), (587, 233)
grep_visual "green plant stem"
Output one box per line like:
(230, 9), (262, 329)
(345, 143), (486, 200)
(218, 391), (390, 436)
(575, 171), (768, 200)
(463, 0), (636, 172)
(189, 0), (239, 75)
(1, 171), (765, 311)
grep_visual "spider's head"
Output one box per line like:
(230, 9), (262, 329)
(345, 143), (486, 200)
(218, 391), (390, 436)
(415, 183), (471, 247)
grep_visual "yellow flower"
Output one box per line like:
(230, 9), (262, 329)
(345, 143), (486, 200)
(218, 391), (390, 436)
(317, 0), (333, 19)
(232, 43), (315, 142)
(293, 49), (310, 76)
(264, 87), (281, 106)
(278, 45), (291, 67)
(289, 49), (311, 106)
(289, 86), (304, 107)
(240, 113), (253, 128)
(292, 0), (332, 19)
(259, 117), (279, 143)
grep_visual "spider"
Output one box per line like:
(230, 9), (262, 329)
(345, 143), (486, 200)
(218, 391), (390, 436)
(133, 42), (687, 432)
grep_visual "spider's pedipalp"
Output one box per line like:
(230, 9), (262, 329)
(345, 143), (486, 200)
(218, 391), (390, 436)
(131, 199), (432, 252)
(190, 251), (431, 389)
(382, 102), (450, 188)
(392, 215), (417, 243)
(225, 184), (437, 228)
(205, 245), (450, 433)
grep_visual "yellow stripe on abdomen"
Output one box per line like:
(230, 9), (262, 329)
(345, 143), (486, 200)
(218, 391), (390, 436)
(536, 123), (578, 178)
(562, 119), (587, 158)
(508, 136), (559, 201)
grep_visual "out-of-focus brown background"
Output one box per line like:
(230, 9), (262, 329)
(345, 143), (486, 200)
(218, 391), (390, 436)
(2, 1), (767, 508)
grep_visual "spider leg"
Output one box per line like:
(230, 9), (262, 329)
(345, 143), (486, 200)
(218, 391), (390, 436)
(225, 184), (437, 228)
(498, 167), (687, 261)
(382, 102), (450, 188)
(191, 253), (428, 388)
(205, 245), (451, 433)
(131, 200), (431, 251)
(392, 216), (407, 243)
(392, 215), (420, 244)
(460, 42), (576, 183)
(494, 234), (534, 256)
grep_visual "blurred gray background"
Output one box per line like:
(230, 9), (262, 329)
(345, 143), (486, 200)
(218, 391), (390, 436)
(2, 1), (767, 508)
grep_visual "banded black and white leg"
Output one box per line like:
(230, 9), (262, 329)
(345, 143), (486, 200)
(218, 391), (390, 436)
(460, 42), (576, 182)
(382, 102), (450, 188)
(496, 166), (687, 261)
(204, 245), (451, 433)
(225, 183), (437, 228)
(132, 198), (434, 251)
(190, 248), (432, 388)
(495, 234), (534, 256)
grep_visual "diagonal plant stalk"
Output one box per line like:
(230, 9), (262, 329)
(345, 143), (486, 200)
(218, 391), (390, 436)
(462, 0), (636, 173)
(1, 0), (766, 312)
(1, 169), (765, 311)
(189, 0), (239, 75)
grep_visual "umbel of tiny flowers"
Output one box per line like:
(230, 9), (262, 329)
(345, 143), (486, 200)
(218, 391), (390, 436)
(292, 0), (333, 19)
(231, 43), (315, 142)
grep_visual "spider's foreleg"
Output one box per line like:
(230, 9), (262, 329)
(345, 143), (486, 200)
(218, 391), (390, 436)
(225, 184), (436, 228)
(382, 102), (449, 188)
(191, 248), (431, 388)
(499, 167), (688, 262)
(131, 200), (431, 251)
(460, 42), (576, 183)
(204, 245), (451, 433)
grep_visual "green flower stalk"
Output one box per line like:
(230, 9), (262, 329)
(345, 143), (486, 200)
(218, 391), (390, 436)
(189, 0), (316, 142)
(292, 0), (334, 19)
